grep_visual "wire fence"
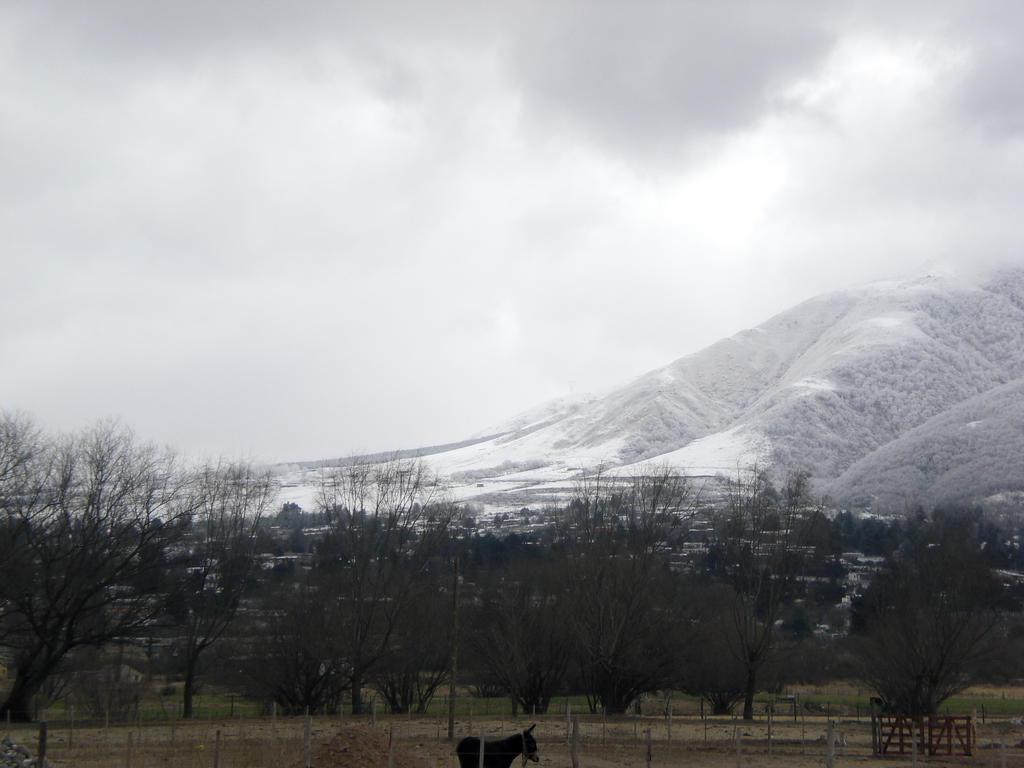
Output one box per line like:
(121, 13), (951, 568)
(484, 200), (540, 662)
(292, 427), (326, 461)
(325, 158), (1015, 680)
(5, 702), (1024, 768)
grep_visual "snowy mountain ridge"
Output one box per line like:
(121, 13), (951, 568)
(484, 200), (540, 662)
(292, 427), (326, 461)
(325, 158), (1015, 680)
(280, 268), (1024, 512)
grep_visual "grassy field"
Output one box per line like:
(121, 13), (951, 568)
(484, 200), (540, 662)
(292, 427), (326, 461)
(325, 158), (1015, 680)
(6, 683), (1024, 766)
(12, 679), (1024, 724)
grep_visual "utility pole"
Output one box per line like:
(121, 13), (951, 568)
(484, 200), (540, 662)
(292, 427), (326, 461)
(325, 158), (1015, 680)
(447, 556), (460, 741)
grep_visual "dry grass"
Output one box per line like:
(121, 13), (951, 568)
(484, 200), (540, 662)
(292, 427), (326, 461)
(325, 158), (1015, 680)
(7, 710), (1024, 768)
(5, 716), (323, 768)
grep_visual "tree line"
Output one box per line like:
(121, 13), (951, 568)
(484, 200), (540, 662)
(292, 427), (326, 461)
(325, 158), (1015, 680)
(0, 412), (1018, 723)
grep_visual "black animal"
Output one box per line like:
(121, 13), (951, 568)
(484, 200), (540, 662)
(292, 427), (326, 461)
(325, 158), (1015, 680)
(456, 724), (539, 768)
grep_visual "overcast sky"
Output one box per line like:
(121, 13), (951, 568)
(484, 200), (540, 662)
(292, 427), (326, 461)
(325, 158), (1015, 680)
(3, 1), (1023, 463)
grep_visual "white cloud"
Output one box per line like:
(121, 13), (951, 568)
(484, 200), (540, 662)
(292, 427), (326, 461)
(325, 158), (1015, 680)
(2, 1), (1023, 462)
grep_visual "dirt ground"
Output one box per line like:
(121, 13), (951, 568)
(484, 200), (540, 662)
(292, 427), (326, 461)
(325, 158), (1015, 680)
(407, 715), (1024, 768)
(6, 713), (1024, 767)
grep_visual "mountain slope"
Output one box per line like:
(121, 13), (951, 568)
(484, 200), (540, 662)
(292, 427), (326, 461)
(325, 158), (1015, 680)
(830, 377), (1024, 508)
(758, 270), (1024, 483)
(414, 268), (1024, 508)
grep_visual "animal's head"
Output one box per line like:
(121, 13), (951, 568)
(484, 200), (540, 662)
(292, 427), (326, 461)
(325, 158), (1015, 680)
(522, 724), (539, 763)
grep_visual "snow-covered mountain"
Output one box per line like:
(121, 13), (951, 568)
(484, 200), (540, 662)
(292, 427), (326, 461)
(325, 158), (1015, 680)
(830, 378), (1024, 509)
(280, 267), (1024, 511)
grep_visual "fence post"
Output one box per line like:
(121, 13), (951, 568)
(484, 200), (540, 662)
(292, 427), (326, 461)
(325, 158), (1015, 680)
(126, 730), (134, 768)
(869, 699), (879, 756)
(303, 714), (312, 768)
(826, 720), (835, 768)
(37, 722), (47, 768)
(213, 729), (221, 768)
(387, 726), (395, 768)
(645, 728), (652, 768)
(571, 715), (579, 768)
(478, 728), (485, 768)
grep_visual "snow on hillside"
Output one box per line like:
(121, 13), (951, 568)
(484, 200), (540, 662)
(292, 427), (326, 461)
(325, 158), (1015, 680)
(431, 274), (1012, 470)
(617, 425), (772, 477)
(760, 271), (1024, 483)
(830, 378), (1024, 509)
(280, 267), (1024, 511)
(469, 391), (600, 438)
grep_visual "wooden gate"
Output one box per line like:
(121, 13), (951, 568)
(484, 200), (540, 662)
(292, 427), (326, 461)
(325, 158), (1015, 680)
(875, 715), (974, 757)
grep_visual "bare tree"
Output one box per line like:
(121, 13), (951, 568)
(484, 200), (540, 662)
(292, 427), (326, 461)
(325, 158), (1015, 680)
(851, 512), (1003, 715)
(0, 412), (40, 489)
(316, 457), (455, 714)
(0, 420), (188, 721)
(373, 583), (451, 714)
(675, 582), (748, 715)
(561, 465), (698, 713)
(713, 468), (816, 720)
(174, 460), (276, 718)
(471, 559), (571, 715)
(0, 412), (42, 609)
(240, 575), (348, 715)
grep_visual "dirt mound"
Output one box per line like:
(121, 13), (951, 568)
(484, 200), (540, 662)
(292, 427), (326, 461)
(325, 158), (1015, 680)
(304, 725), (434, 768)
